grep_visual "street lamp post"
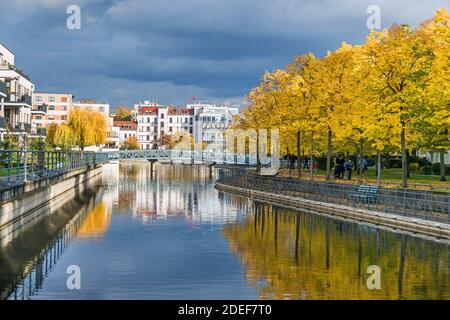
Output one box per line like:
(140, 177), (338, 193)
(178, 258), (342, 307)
(23, 131), (28, 183)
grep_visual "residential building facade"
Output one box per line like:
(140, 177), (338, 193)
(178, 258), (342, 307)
(0, 42), (34, 139)
(135, 102), (194, 150)
(188, 103), (239, 151)
(31, 93), (73, 135)
(109, 120), (138, 148)
(72, 99), (110, 119)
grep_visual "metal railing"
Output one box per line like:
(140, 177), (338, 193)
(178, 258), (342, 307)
(0, 117), (6, 130)
(217, 167), (450, 223)
(0, 150), (109, 190)
(9, 122), (31, 132)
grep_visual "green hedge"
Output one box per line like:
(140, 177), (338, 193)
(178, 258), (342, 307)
(432, 163), (450, 175)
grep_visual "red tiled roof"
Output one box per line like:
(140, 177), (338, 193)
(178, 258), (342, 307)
(167, 106), (194, 115)
(113, 120), (137, 130)
(138, 107), (158, 115)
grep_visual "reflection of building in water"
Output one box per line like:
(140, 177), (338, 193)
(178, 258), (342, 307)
(101, 163), (240, 225)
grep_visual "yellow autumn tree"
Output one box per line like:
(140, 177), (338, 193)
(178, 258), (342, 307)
(54, 123), (75, 150)
(234, 9), (449, 186)
(67, 108), (107, 150)
(364, 23), (434, 187)
(413, 8), (450, 181)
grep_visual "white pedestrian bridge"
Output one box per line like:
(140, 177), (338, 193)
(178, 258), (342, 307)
(104, 149), (258, 165)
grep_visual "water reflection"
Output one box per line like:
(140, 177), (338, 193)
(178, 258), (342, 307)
(1, 162), (449, 300)
(224, 202), (450, 299)
(78, 203), (111, 239)
(101, 163), (240, 225)
(0, 186), (104, 300)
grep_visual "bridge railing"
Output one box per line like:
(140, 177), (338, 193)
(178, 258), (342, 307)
(0, 150), (109, 191)
(106, 149), (259, 165)
(217, 167), (450, 224)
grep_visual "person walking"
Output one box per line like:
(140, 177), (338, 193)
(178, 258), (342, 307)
(338, 156), (345, 179)
(344, 159), (353, 180)
(334, 156), (342, 179)
(358, 158), (368, 176)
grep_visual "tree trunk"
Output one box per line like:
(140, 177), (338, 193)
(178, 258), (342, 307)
(440, 151), (447, 182)
(297, 130), (301, 178)
(377, 150), (382, 186)
(326, 128), (332, 181)
(401, 127), (408, 188)
(310, 132), (314, 180)
(406, 149), (410, 179)
(256, 133), (260, 173)
(287, 146), (291, 177)
(359, 139), (364, 179)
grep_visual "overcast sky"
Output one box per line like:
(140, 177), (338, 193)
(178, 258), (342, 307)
(0, 0), (448, 109)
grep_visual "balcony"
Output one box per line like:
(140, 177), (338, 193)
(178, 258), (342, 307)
(31, 127), (47, 136)
(0, 117), (6, 130)
(4, 94), (32, 107)
(31, 104), (47, 114)
(0, 82), (6, 97)
(9, 122), (31, 133)
(17, 95), (32, 106)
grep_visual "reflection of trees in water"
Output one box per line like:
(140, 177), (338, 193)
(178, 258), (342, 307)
(120, 163), (139, 179)
(223, 203), (450, 300)
(78, 202), (111, 238)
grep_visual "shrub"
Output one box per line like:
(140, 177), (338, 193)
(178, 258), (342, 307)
(432, 163), (450, 175)
(417, 158), (432, 167)
(409, 163), (420, 172)
(421, 165), (432, 175)
(366, 158), (375, 167)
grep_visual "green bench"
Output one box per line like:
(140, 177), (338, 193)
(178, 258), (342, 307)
(350, 185), (380, 204)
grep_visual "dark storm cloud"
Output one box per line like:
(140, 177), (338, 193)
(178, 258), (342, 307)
(0, 0), (448, 108)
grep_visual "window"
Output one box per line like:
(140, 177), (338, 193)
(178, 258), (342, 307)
(48, 105), (55, 110)
(161, 114), (165, 119)
(35, 96), (42, 102)
(169, 127), (172, 132)
(61, 97), (68, 102)
(61, 115), (67, 120)
(160, 122), (164, 127)
(99, 107), (105, 113)
(49, 96), (55, 102)
(169, 117), (172, 123)
(61, 106), (67, 111)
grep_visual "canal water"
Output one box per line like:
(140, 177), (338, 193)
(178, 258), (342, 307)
(0, 163), (449, 300)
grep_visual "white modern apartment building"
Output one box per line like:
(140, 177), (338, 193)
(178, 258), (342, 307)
(134, 100), (237, 150)
(109, 120), (138, 148)
(72, 98), (110, 119)
(32, 93), (73, 134)
(0, 42), (35, 139)
(188, 103), (239, 151)
(135, 102), (194, 150)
